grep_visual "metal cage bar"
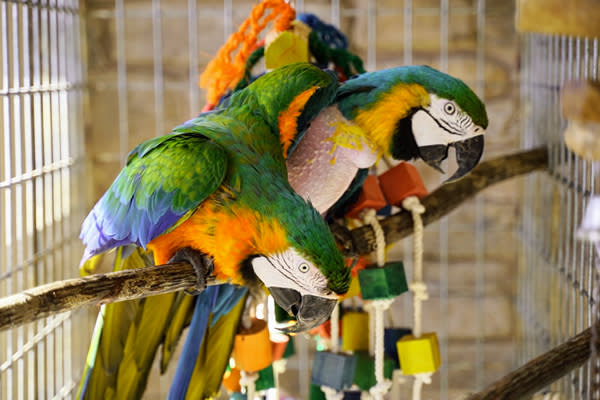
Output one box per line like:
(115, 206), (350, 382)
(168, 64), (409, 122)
(519, 32), (600, 399)
(0, 0), (86, 398)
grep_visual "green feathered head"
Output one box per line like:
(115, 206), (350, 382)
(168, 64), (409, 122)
(337, 65), (488, 181)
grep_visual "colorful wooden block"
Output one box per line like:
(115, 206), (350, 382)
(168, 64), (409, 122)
(283, 335), (296, 359)
(343, 391), (362, 400)
(265, 21), (311, 70)
(341, 274), (361, 300)
(396, 332), (441, 375)
(311, 351), (357, 391)
(353, 351), (395, 391)
(229, 392), (246, 400)
(342, 311), (370, 351)
(222, 367), (242, 392)
(345, 175), (388, 218)
(378, 162), (428, 206)
(256, 364), (275, 391)
(309, 383), (327, 400)
(384, 327), (412, 368)
(358, 261), (408, 300)
(271, 333), (290, 361)
(233, 318), (273, 372)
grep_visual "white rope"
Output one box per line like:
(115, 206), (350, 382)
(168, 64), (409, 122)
(330, 303), (340, 353)
(402, 195), (430, 400)
(272, 359), (287, 400)
(411, 373), (433, 400)
(240, 371), (258, 400)
(362, 208), (393, 400)
(321, 385), (345, 400)
(369, 299), (394, 400)
(362, 209), (386, 267)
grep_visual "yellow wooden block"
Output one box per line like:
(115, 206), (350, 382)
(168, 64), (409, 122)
(265, 21), (310, 70)
(396, 332), (441, 375)
(341, 275), (361, 300)
(342, 311), (370, 351)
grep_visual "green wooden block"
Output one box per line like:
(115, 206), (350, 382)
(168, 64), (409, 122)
(352, 351), (395, 391)
(283, 335), (295, 359)
(309, 383), (327, 400)
(358, 261), (408, 300)
(255, 364), (275, 391)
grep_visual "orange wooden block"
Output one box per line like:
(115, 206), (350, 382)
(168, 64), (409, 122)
(378, 162), (428, 206)
(271, 333), (290, 361)
(232, 318), (273, 372)
(346, 175), (387, 218)
(222, 367), (242, 392)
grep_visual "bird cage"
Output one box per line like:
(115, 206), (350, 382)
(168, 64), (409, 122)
(517, 0), (600, 398)
(0, 0), (564, 399)
(0, 1), (88, 399)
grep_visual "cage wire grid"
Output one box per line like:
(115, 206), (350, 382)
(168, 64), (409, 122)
(87, 1), (497, 399)
(518, 34), (600, 399)
(0, 0), (87, 399)
(1, 0), (510, 399)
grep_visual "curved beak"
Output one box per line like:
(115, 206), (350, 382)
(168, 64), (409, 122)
(269, 287), (337, 333)
(418, 134), (484, 182)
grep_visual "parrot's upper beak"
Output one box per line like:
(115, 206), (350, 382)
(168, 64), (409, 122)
(419, 134), (484, 182)
(269, 287), (337, 333)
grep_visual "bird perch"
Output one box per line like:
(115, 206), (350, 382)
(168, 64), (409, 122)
(0, 147), (548, 332)
(465, 322), (592, 400)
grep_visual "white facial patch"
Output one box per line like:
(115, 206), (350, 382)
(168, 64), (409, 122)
(251, 249), (336, 299)
(413, 94), (485, 148)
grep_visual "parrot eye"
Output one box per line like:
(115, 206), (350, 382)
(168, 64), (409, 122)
(444, 102), (456, 115)
(298, 263), (310, 273)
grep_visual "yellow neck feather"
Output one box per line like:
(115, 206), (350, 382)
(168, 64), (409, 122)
(352, 83), (430, 153)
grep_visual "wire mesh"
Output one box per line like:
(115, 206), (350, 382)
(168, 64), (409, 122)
(518, 33), (600, 399)
(0, 0), (518, 398)
(0, 0), (86, 398)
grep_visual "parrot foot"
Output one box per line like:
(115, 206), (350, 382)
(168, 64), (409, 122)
(169, 247), (213, 295)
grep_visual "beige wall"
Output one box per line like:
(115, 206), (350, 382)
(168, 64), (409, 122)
(83, 0), (521, 398)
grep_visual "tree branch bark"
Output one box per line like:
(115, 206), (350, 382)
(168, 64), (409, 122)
(0, 262), (221, 331)
(335, 147), (548, 255)
(0, 147), (548, 332)
(465, 324), (592, 400)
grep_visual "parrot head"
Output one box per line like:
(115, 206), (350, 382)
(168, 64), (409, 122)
(337, 65), (488, 181)
(247, 199), (349, 333)
(251, 248), (340, 333)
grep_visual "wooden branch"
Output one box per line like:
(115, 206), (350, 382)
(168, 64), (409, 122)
(465, 324), (592, 400)
(338, 147), (549, 255)
(0, 262), (221, 331)
(0, 147), (548, 332)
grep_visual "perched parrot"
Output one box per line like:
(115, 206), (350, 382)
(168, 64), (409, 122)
(285, 64), (488, 215)
(77, 63), (488, 400)
(77, 63), (349, 400)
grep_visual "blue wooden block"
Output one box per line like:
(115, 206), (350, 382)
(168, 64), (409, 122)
(343, 391), (362, 400)
(230, 393), (246, 400)
(384, 327), (412, 368)
(311, 351), (357, 391)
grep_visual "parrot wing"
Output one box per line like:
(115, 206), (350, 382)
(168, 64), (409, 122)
(79, 132), (228, 262)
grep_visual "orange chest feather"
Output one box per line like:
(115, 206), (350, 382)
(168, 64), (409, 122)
(147, 202), (289, 283)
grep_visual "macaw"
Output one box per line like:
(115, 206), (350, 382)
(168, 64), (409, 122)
(77, 63), (349, 400)
(77, 63), (488, 400)
(286, 64), (488, 215)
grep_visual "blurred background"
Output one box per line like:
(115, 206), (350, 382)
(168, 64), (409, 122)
(0, 0), (598, 399)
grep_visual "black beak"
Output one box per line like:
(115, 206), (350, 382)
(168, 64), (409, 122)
(269, 287), (337, 333)
(418, 134), (484, 182)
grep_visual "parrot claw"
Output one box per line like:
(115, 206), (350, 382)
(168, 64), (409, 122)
(169, 247), (213, 295)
